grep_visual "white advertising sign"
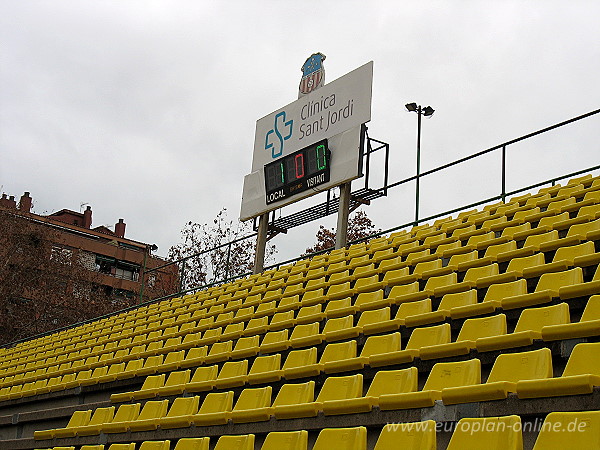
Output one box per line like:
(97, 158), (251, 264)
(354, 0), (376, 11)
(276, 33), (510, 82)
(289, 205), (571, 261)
(240, 61), (373, 221)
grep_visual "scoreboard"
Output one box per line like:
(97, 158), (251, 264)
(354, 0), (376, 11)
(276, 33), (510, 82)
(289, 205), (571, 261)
(263, 140), (330, 204)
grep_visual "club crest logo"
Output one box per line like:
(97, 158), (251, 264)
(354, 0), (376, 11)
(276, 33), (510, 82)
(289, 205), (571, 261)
(299, 52), (326, 97)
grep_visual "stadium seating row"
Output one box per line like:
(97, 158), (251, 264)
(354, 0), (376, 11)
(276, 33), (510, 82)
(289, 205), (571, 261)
(32, 411), (600, 450)
(34, 342), (599, 439)
(2, 192), (598, 370)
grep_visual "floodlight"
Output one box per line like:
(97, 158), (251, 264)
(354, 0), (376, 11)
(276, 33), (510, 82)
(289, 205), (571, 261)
(405, 102), (418, 112)
(423, 106), (435, 116)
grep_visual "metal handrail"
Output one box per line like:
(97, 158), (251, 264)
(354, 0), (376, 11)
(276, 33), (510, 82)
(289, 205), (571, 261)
(2, 108), (598, 348)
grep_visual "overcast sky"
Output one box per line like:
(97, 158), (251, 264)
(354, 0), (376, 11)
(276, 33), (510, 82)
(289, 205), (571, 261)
(1, 1), (599, 264)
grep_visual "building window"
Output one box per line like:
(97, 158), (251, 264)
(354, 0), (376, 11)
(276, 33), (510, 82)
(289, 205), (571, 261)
(94, 255), (140, 281)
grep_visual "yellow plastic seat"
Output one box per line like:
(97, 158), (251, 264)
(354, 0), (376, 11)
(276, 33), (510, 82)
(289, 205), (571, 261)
(313, 427), (366, 450)
(269, 311), (296, 331)
(73, 406), (115, 436)
(542, 295), (600, 340)
(387, 281), (426, 305)
(158, 395), (200, 429)
(107, 444), (135, 450)
(517, 342), (600, 398)
(383, 267), (417, 287)
(524, 241), (599, 278)
(352, 259), (379, 280)
(231, 336), (260, 359)
(361, 333), (402, 367)
(324, 367), (418, 415)
(321, 340), (361, 373)
(419, 314), (507, 360)
(214, 434), (255, 450)
(139, 441), (170, 450)
(282, 347), (320, 379)
(183, 365), (218, 392)
(322, 315), (360, 341)
(277, 295), (301, 312)
(191, 391), (234, 426)
(271, 381), (315, 420)
(260, 330), (290, 353)
(156, 370), (191, 397)
(214, 360), (248, 389)
(377, 254), (404, 272)
(231, 386), (272, 423)
(179, 346), (208, 369)
(324, 297), (357, 318)
(102, 403), (141, 434)
(301, 287), (326, 305)
(379, 358), (480, 410)
(261, 430), (308, 450)
(476, 302), (569, 352)
(501, 268), (583, 309)
(295, 304), (324, 324)
(446, 415), (523, 450)
(112, 358), (144, 380)
(374, 421), (436, 450)
(354, 274), (385, 292)
(427, 272), (468, 297)
(248, 354), (282, 384)
(559, 264), (600, 299)
(357, 307), (398, 335)
(354, 289), (388, 312)
(254, 301), (277, 318)
(531, 411), (600, 450)
(34, 409), (91, 440)
(173, 438), (210, 450)
(243, 317), (269, 335)
(404, 289), (477, 327)
(204, 341), (233, 364)
(221, 323), (245, 341)
(289, 322), (323, 348)
(283, 374), (363, 418)
(483, 278), (527, 308)
(369, 323), (451, 367)
(442, 347), (552, 404)
(325, 281), (356, 301)
(394, 298), (432, 326)
(126, 399), (169, 432)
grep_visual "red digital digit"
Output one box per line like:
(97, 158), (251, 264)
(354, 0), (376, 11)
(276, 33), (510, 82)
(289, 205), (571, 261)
(295, 154), (305, 179)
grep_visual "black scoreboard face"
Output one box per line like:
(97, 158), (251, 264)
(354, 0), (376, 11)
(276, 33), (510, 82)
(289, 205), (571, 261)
(264, 139), (331, 205)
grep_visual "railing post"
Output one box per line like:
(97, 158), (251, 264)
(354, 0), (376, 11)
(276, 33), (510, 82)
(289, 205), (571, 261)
(139, 246), (148, 304)
(501, 145), (507, 202)
(225, 242), (232, 281)
(178, 259), (186, 293)
(415, 107), (422, 225)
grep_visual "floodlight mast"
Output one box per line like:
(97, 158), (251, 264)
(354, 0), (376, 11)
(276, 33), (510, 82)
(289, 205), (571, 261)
(405, 103), (435, 225)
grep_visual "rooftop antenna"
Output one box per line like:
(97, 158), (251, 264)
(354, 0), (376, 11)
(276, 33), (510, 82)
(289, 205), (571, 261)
(80, 202), (89, 212)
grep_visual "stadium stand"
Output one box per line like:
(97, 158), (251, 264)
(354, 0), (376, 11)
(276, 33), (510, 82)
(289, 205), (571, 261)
(1, 173), (600, 449)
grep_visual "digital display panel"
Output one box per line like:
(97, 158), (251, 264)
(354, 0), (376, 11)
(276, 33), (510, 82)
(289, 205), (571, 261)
(264, 139), (330, 204)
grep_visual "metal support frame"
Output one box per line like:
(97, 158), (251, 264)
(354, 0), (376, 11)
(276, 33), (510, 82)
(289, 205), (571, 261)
(335, 182), (352, 249)
(253, 212), (269, 274)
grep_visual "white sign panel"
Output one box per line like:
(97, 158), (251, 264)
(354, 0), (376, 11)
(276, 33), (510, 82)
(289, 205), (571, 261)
(240, 61), (373, 221)
(251, 61), (373, 172)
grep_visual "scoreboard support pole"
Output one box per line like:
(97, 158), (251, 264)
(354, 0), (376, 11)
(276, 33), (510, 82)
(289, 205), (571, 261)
(335, 182), (352, 249)
(253, 212), (269, 274)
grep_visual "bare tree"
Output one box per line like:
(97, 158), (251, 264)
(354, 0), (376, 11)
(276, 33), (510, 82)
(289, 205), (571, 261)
(168, 208), (277, 290)
(0, 209), (134, 345)
(304, 210), (381, 255)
